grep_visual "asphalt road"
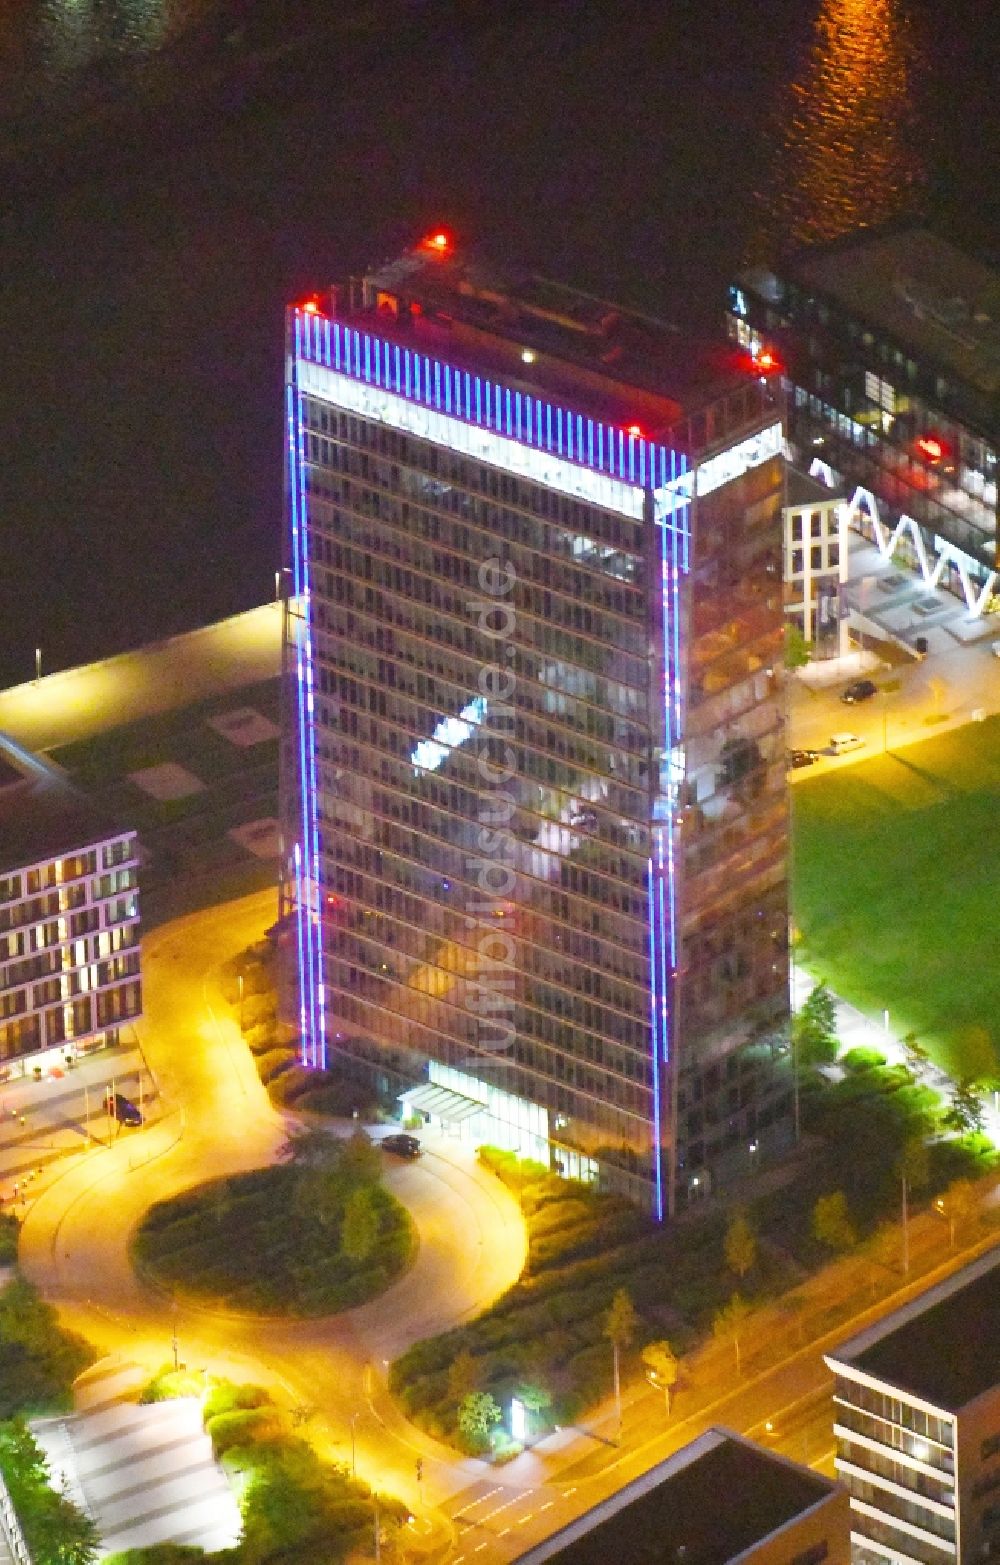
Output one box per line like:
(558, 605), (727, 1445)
(787, 631), (1000, 773)
(18, 888), (527, 1530)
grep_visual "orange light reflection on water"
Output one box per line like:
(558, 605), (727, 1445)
(755, 0), (926, 254)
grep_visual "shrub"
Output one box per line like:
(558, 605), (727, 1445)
(244, 1020), (279, 1054)
(841, 1046), (888, 1072)
(0, 1213), (19, 1264)
(255, 1047), (297, 1084)
(268, 1066), (316, 1106)
(206, 1405), (288, 1457)
(202, 1381), (273, 1422)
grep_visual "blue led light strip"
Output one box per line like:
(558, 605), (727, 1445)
(287, 318), (328, 1071)
(647, 448), (688, 1221)
(296, 311), (689, 509)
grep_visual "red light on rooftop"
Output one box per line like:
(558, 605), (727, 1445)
(917, 434), (945, 462)
(421, 229), (453, 255)
(302, 298), (320, 315)
(752, 347), (781, 375)
(626, 423), (643, 438)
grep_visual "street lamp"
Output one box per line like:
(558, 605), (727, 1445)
(35, 647), (41, 685)
(237, 974), (244, 1034)
(349, 1412), (357, 1480)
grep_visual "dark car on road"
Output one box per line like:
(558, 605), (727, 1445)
(104, 1091), (143, 1127)
(788, 748), (820, 769)
(381, 1133), (421, 1158)
(841, 678), (877, 704)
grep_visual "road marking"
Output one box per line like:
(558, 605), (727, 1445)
(474, 1543), (488, 1553)
(564, 1486), (577, 1496)
(517, 1513), (535, 1525)
(539, 1501), (554, 1512)
(498, 1527), (511, 1536)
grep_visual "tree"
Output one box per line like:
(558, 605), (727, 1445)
(784, 620), (812, 669)
(447, 1349), (481, 1404)
(517, 1383), (553, 1436)
(901, 1033), (930, 1078)
(793, 981), (838, 1068)
(868, 1222), (900, 1291)
(812, 1191), (856, 1252)
(713, 1294), (752, 1376)
(724, 1211), (757, 1280)
(936, 1178), (977, 1250)
(945, 1078), (985, 1137)
(340, 1186), (379, 1264)
(896, 1136), (929, 1275)
(641, 1340), (679, 1415)
(339, 1128), (383, 1186)
(457, 1391), (501, 1451)
(0, 1418), (99, 1565)
(279, 1125), (341, 1169)
(604, 1289), (638, 1439)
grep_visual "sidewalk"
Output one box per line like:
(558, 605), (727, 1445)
(0, 1042), (159, 1195)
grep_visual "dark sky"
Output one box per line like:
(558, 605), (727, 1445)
(0, 0), (998, 686)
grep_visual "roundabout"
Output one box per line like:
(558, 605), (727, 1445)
(16, 888), (528, 1535)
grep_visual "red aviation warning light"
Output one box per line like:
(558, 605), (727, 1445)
(752, 346), (781, 376)
(916, 434), (946, 463)
(626, 423), (643, 438)
(301, 297), (320, 315)
(421, 229), (454, 256)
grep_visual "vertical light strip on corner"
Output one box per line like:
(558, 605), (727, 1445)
(288, 312), (325, 1069)
(285, 380), (312, 1058)
(647, 449), (689, 1221)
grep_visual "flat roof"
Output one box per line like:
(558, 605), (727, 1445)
(0, 747), (131, 878)
(513, 1429), (837, 1565)
(337, 243), (763, 441)
(788, 228), (1000, 398)
(827, 1249), (1000, 1412)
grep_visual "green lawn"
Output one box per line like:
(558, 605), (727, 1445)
(793, 718), (1000, 1079)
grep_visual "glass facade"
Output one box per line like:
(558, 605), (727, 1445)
(282, 274), (790, 1213)
(833, 1375), (958, 1565)
(729, 256), (1000, 612)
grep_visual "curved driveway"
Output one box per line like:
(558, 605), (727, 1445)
(19, 890), (527, 1513)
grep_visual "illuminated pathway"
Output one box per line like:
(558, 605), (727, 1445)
(18, 889), (527, 1537)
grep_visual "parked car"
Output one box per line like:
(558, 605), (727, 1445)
(829, 732), (866, 755)
(381, 1132), (422, 1158)
(841, 678), (878, 704)
(788, 749), (820, 769)
(104, 1091), (143, 1127)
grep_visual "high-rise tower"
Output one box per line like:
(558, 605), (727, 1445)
(282, 235), (791, 1214)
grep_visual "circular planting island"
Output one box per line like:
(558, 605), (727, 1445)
(133, 1145), (414, 1316)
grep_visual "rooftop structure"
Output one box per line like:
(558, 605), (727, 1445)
(513, 1427), (849, 1565)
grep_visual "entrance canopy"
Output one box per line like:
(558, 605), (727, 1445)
(399, 1082), (482, 1125)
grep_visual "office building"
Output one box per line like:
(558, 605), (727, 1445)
(729, 227), (1000, 622)
(514, 1426), (850, 1565)
(784, 470), (850, 657)
(825, 1249), (1000, 1565)
(281, 233), (791, 1214)
(0, 752), (142, 1075)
